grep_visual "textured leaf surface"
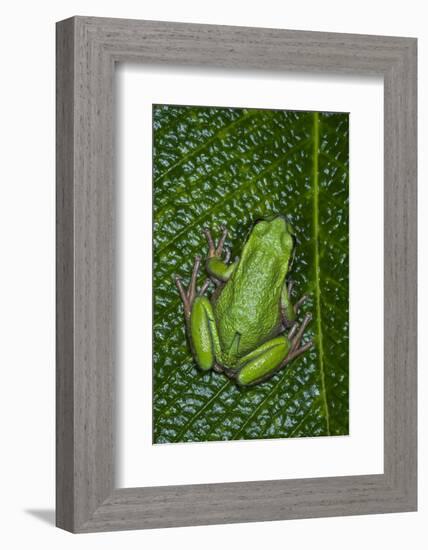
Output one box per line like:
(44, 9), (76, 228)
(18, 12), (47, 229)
(153, 104), (349, 443)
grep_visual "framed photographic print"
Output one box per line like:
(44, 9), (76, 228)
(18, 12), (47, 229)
(56, 16), (417, 532)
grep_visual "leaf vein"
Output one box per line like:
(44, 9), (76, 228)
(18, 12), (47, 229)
(155, 137), (311, 256)
(154, 110), (254, 183)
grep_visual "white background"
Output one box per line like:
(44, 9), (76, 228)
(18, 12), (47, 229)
(0, 1), (425, 549)
(118, 67), (383, 487)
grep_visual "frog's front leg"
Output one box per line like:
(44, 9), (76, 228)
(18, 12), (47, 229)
(204, 226), (237, 282)
(280, 280), (308, 329)
(236, 313), (313, 386)
(175, 256), (220, 372)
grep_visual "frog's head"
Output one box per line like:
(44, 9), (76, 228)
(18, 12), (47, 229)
(248, 215), (294, 259)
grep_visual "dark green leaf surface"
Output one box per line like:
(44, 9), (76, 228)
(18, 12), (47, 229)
(153, 104), (349, 443)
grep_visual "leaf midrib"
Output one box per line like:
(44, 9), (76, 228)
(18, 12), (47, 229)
(312, 112), (331, 436)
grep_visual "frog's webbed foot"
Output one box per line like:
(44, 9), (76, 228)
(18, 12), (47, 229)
(174, 255), (210, 321)
(204, 225), (228, 259)
(288, 313), (312, 354)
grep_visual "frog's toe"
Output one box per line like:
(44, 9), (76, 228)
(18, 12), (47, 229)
(203, 227), (216, 256)
(175, 275), (191, 315)
(198, 278), (211, 296)
(290, 313), (312, 352)
(215, 226), (228, 255)
(294, 294), (309, 313)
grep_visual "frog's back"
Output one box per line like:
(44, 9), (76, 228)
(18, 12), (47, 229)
(213, 249), (286, 358)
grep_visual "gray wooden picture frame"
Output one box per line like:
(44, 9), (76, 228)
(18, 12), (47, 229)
(56, 16), (417, 533)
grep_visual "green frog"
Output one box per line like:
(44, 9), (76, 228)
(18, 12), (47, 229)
(175, 216), (312, 386)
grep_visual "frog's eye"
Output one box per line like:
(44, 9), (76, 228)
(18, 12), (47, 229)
(253, 220), (269, 236)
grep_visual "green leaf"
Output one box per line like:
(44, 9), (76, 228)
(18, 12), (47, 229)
(153, 104), (349, 443)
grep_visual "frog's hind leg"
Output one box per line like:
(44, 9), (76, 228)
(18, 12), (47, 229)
(238, 313), (313, 387)
(236, 336), (290, 387)
(189, 296), (222, 372)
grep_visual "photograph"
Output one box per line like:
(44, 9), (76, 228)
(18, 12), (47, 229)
(152, 103), (349, 444)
